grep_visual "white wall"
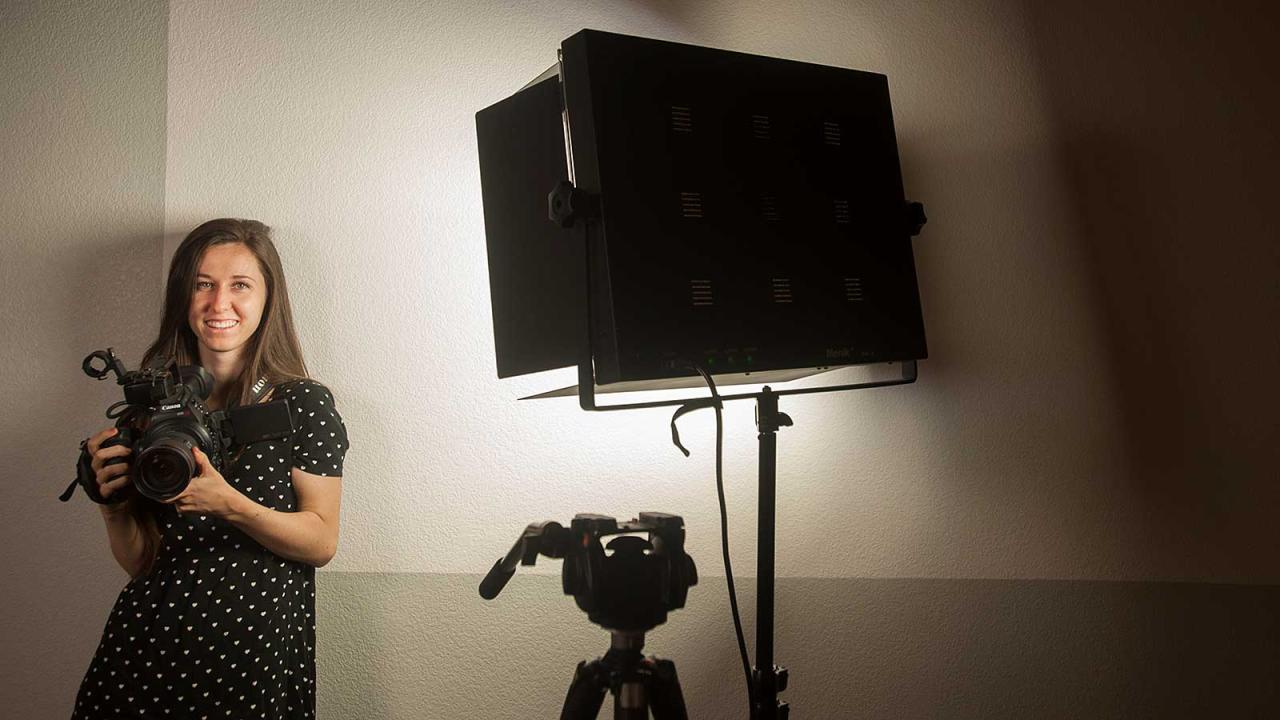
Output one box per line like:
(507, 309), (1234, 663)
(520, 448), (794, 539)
(165, 0), (1095, 579)
(163, 0), (1278, 584)
(4, 0), (1277, 717)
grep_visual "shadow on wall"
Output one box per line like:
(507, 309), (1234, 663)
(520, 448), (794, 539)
(51, 229), (164, 461)
(1022, 0), (1280, 573)
(15, 227), (161, 500)
(3, 228), (162, 717)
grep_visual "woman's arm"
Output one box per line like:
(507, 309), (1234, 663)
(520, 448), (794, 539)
(86, 427), (159, 578)
(99, 502), (160, 578)
(168, 448), (342, 567)
(224, 468), (342, 567)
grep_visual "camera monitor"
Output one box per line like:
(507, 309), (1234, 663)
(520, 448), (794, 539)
(477, 29), (927, 393)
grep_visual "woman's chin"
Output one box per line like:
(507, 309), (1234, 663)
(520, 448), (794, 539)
(198, 336), (247, 355)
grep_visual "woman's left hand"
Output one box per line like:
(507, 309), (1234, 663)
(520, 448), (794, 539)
(165, 447), (243, 518)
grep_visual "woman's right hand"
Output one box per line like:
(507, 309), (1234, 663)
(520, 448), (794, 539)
(87, 427), (133, 504)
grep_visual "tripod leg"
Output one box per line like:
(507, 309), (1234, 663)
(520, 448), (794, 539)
(645, 659), (689, 720)
(561, 660), (609, 720)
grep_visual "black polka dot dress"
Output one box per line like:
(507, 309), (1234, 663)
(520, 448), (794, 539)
(72, 380), (347, 719)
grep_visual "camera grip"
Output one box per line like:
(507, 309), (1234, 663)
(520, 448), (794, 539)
(62, 432), (133, 505)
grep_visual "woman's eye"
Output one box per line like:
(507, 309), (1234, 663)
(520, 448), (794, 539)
(195, 281), (213, 290)
(233, 281), (251, 291)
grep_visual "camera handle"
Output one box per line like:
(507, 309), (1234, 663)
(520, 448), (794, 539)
(82, 348), (128, 382)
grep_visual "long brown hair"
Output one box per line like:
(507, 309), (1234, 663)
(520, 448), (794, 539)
(126, 219), (307, 573)
(142, 218), (309, 407)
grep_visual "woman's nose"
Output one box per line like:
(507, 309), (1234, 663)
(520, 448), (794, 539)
(212, 287), (232, 310)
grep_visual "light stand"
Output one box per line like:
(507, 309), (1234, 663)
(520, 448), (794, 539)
(753, 388), (790, 719)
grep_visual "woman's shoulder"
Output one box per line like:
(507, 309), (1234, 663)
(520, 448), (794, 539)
(276, 378), (349, 473)
(272, 378), (339, 411)
(273, 377), (331, 394)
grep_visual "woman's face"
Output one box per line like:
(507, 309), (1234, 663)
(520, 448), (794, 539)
(187, 242), (267, 364)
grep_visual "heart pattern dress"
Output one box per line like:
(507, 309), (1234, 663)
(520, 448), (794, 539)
(72, 380), (347, 719)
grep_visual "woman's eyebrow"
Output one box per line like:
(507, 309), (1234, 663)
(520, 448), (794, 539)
(195, 272), (256, 280)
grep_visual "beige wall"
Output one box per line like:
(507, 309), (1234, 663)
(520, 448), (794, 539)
(0, 0), (169, 716)
(3, 0), (1276, 717)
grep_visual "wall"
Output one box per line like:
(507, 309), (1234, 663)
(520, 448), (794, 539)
(0, 1), (169, 716)
(3, 0), (1276, 717)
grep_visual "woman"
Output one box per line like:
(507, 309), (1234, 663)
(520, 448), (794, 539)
(72, 219), (348, 719)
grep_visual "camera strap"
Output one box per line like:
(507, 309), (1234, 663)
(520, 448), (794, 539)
(57, 443), (91, 502)
(248, 376), (271, 403)
(59, 438), (126, 504)
(219, 376), (293, 462)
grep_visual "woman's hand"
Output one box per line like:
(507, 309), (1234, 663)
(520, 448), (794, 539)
(164, 447), (245, 518)
(87, 426), (133, 507)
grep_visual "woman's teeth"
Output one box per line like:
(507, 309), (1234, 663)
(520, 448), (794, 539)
(206, 319), (238, 329)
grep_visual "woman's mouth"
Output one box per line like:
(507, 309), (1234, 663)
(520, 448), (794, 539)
(205, 319), (239, 330)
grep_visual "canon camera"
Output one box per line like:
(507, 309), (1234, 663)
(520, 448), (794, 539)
(61, 348), (294, 504)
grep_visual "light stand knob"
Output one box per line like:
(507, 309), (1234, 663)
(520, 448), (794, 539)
(548, 180), (599, 228)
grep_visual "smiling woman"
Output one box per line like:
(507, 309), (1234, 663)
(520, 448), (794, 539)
(72, 219), (348, 720)
(188, 244), (268, 375)
(152, 219), (308, 409)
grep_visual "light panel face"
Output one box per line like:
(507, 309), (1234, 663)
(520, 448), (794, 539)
(479, 30), (928, 387)
(563, 30), (927, 385)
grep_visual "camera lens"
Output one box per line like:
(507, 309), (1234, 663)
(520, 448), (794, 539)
(134, 439), (196, 501)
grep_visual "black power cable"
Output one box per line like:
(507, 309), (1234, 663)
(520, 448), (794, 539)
(669, 365), (754, 718)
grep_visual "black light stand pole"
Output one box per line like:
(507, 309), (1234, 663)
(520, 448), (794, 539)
(753, 387), (792, 720)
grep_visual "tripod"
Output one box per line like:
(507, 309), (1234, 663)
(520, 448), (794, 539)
(562, 631), (687, 720)
(480, 514), (697, 719)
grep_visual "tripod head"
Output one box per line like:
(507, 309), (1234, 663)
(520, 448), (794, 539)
(480, 512), (697, 632)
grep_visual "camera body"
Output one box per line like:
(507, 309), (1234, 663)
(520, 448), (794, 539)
(65, 348), (294, 504)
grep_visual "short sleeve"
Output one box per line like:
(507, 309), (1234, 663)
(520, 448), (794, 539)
(281, 380), (348, 476)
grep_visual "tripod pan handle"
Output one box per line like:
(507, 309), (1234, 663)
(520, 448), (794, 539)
(479, 558), (516, 600)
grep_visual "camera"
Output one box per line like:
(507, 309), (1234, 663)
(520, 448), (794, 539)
(60, 348), (294, 504)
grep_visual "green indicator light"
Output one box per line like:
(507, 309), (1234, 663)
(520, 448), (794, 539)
(707, 357), (715, 365)
(747, 355), (753, 363)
